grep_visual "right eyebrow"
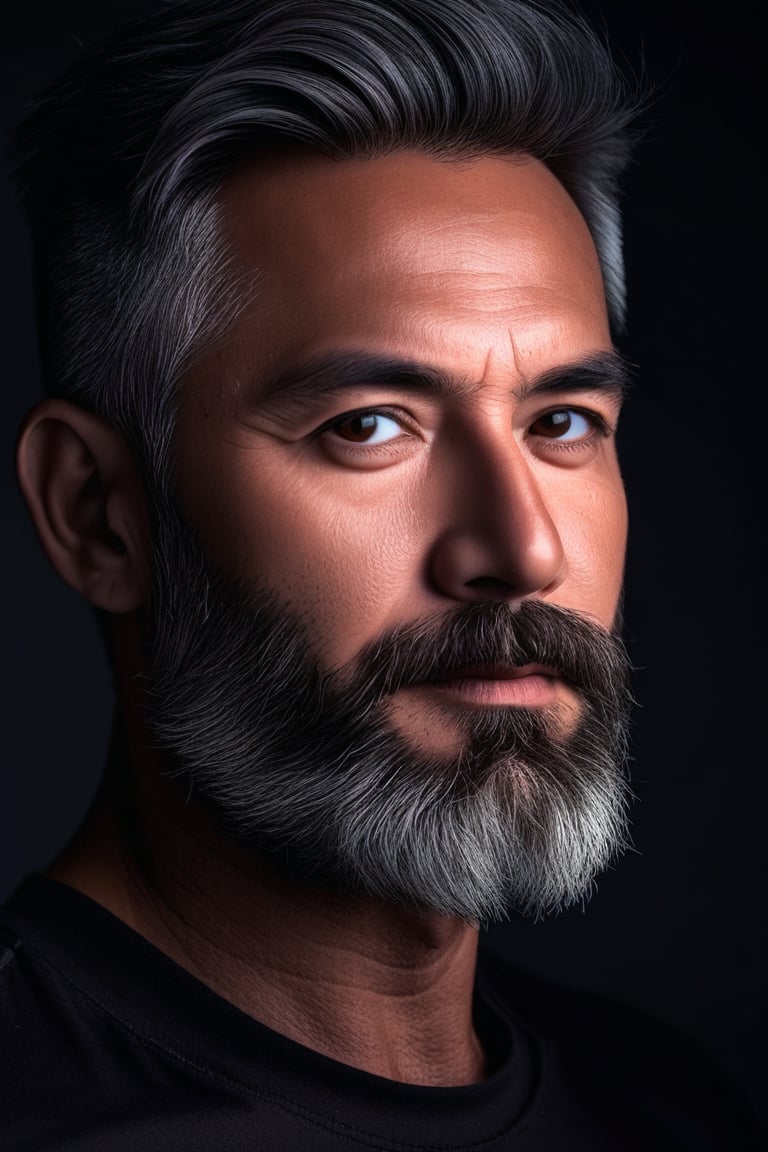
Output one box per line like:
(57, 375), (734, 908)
(250, 350), (466, 415)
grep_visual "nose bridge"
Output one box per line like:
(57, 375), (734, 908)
(428, 418), (567, 601)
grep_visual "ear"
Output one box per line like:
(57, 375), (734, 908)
(16, 399), (152, 613)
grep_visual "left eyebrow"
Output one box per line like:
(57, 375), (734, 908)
(514, 350), (634, 403)
(252, 348), (633, 413)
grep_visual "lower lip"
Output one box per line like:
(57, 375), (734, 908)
(426, 674), (558, 708)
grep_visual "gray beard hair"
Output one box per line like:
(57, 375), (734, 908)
(143, 494), (634, 924)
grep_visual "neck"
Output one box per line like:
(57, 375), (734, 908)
(50, 723), (486, 1087)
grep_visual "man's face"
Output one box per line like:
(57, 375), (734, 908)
(176, 151), (627, 740)
(151, 151), (632, 921)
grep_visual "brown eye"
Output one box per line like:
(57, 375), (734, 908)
(330, 412), (403, 444)
(530, 410), (593, 441)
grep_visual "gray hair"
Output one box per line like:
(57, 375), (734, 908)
(12, 0), (641, 492)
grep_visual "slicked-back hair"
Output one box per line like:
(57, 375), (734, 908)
(11, 0), (640, 492)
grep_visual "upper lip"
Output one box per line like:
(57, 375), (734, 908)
(431, 663), (559, 682)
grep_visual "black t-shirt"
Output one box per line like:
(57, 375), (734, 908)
(0, 875), (762, 1151)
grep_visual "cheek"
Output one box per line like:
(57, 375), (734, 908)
(558, 476), (628, 623)
(193, 454), (423, 664)
(258, 505), (422, 666)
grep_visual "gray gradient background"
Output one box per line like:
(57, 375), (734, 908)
(2, 0), (763, 1132)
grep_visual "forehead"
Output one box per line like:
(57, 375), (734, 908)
(210, 150), (610, 389)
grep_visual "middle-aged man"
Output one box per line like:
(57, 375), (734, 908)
(1, 0), (763, 1148)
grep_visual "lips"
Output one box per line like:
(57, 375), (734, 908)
(414, 663), (563, 709)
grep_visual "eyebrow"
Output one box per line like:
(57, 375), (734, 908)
(253, 348), (633, 413)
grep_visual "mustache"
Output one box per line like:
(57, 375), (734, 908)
(342, 599), (632, 703)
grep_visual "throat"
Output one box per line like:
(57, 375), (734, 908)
(51, 789), (488, 1086)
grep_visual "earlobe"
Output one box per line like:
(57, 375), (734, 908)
(16, 399), (151, 613)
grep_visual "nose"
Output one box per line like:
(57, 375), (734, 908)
(428, 434), (567, 603)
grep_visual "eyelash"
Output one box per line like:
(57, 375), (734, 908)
(533, 406), (613, 451)
(315, 405), (415, 441)
(315, 404), (613, 452)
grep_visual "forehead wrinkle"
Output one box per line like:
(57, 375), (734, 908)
(507, 326), (524, 387)
(471, 328), (538, 402)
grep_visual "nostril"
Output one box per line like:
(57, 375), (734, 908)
(465, 577), (515, 596)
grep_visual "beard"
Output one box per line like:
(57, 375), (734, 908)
(143, 492), (634, 924)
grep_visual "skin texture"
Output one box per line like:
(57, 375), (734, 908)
(178, 151), (626, 744)
(16, 151), (627, 1086)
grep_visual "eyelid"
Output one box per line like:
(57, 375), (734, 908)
(314, 403), (416, 438)
(531, 403), (614, 438)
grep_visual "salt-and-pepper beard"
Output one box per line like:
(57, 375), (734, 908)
(144, 493), (634, 924)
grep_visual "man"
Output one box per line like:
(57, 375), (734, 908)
(0, 0), (761, 1148)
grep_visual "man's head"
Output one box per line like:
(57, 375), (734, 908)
(14, 0), (640, 923)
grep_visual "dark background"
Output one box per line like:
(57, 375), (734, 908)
(2, 0), (764, 1133)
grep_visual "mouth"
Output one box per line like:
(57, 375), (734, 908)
(421, 663), (563, 708)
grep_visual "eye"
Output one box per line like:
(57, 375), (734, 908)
(327, 411), (405, 445)
(529, 409), (599, 442)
